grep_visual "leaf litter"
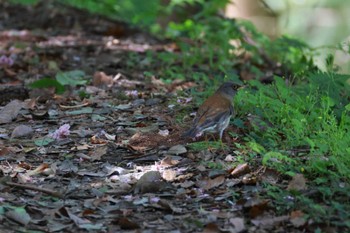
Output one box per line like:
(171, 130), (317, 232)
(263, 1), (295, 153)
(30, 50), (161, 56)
(0, 2), (345, 233)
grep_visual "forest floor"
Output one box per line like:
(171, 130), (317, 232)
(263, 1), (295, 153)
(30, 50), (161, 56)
(0, 2), (346, 233)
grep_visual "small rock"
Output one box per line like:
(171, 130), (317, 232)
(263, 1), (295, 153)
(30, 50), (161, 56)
(168, 145), (187, 155)
(11, 125), (33, 138)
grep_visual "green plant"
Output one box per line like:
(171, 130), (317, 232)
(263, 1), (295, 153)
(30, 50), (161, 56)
(234, 73), (350, 179)
(30, 70), (87, 94)
(188, 141), (227, 151)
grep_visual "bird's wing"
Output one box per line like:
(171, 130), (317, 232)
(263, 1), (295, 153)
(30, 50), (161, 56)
(194, 95), (233, 130)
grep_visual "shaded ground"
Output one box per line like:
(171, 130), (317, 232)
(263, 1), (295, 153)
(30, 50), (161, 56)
(0, 2), (345, 233)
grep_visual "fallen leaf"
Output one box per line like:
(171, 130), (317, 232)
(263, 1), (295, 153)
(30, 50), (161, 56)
(34, 137), (55, 146)
(89, 146), (107, 161)
(202, 222), (221, 233)
(160, 156), (179, 166)
(16, 173), (32, 183)
(66, 107), (93, 115)
(287, 174), (307, 191)
(162, 169), (176, 181)
(180, 180), (195, 188)
(93, 71), (114, 88)
(156, 199), (182, 213)
(27, 163), (49, 176)
(259, 168), (280, 185)
(239, 197), (269, 218)
(5, 207), (31, 226)
(290, 210), (307, 227)
(0, 100), (23, 124)
(230, 163), (250, 178)
(117, 217), (140, 230)
(251, 215), (289, 228)
(229, 217), (245, 233)
(125, 124), (158, 134)
(196, 175), (225, 190)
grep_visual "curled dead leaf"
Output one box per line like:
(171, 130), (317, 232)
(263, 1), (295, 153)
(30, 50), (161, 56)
(93, 71), (114, 88)
(230, 163), (250, 178)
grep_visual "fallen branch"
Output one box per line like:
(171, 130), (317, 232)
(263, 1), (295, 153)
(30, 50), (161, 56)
(5, 181), (64, 199)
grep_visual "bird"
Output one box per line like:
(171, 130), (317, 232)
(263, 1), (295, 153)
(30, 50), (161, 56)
(182, 82), (240, 140)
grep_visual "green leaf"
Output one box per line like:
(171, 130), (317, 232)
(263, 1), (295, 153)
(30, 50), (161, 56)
(262, 151), (295, 165)
(34, 137), (55, 146)
(345, 104), (350, 111)
(247, 141), (266, 154)
(56, 70), (87, 87)
(5, 207), (31, 226)
(91, 114), (106, 121)
(66, 107), (93, 115)
(29, 78), (65, 94)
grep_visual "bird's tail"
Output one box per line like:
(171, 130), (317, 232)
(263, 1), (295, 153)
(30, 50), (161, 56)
(181, 127), (197, 139)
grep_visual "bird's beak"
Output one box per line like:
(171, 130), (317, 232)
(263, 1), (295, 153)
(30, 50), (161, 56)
(237, 85), (246, 90)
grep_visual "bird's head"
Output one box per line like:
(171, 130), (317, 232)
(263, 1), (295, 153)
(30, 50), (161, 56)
(217, 82), (242, 98)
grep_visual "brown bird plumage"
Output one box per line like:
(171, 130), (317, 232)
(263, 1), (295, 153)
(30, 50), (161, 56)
(183, 82), (240, 140)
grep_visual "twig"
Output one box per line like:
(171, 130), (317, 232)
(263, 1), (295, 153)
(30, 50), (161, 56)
(5, 181), (64, 199)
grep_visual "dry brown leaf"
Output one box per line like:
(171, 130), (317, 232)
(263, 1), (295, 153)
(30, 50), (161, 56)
(196, 175), (225, 190)
(0, 147), (16, 156)
(162, 169), (176, 181)
(89, 146), (108, 161)
(92, 71), (114, 88)
(290, 210), (307, 227)
(180, 180), (195, 188)
(90, 135), (107, 144)
(240, 197), (269, 218)
(127, 144), (147, 152)
(157, 199), (182, 213)
(202, 222), (221, 233)
(160, 156), (179, 166)
(27, 163), (49, 176)
(117, 217), (140, 230)
(230, 163), (250, 178)
(287, 173), (307, 191)
(24, 98), (37, 110)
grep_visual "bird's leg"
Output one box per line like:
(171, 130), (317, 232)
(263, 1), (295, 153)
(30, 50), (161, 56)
(204, 134), (212, 149)
(219, 130), (226, 151)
